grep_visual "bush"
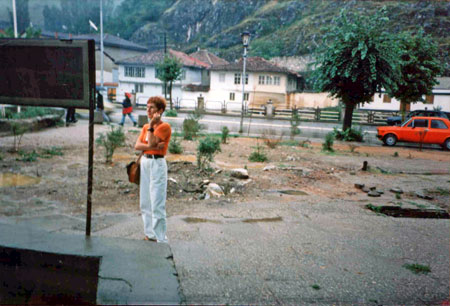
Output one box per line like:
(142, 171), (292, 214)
(333, 126), (364, 142)
(221, 126), (229, 144)
(169, 132), (183, 154)
(165, 109), (178, 117)
(290, 108), (301, 139)
(2, 106), (62, 119)
(10, 122), (28, 152)
(183, 110), (204, 140)
(262, 129), (283, 149)
(96, 126), (126, 163)
(322, 132), (335, 152)
(249, 139), (268, 162)
(17, 150), (38, 162)
(197, 136), (221, 171)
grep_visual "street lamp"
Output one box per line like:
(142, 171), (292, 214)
(239, 31), (250, 133)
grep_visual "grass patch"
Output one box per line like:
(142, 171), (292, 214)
(406, 201), (427, 209)
(366, 203), (383, 214)
(428, 187), (449, 196)
(311, 284), (321, 290)
(40, 146), (63, 158)
(403, 263), (431, 274)
(281, 140), (299, 146)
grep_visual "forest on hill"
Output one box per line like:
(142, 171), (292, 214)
(1, 0), (449, 74)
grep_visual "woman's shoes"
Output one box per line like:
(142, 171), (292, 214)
(144, 236), (157, 242)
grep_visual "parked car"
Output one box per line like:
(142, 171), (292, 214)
(386, 110), (450, 126)
(377, 116), (450, 150)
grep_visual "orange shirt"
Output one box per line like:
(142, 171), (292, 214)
(138, 122), (171, 156)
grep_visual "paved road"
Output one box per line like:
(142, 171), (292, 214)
(104, 109), (380, 143)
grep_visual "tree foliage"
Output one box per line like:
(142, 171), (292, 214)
(314, 7), (400, 130)
(156, 55), (183, 110)
(390, 30), (441, 118)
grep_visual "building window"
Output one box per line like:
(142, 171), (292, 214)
(219, 73), (225, 82)
(243, 93), (249, 101)
(181, 69), (186, 80)
(383, 94), (391, 103)
(230, 92), (235, 101)
(274, 76), (280, 86)
(425, 95), (434, 104)
(244, 73), (248, 85)
(125, 66), (145, 78)
(258, 75), (265, 85)
(155, 68), (159, 78)
(266, 75), (273, 85)
(134, 83), (144, 93)
(234, 73), (241, 84)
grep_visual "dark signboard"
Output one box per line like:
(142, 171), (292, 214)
(0, 39), (95, 108)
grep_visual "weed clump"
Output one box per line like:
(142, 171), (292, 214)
(197, 136), (221, 171)
(249, 139), (268, 162)
(322, 132), (335, 152)
(96, 126), (126, 163)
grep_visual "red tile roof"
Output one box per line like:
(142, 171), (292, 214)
(117, 49), (209, 68)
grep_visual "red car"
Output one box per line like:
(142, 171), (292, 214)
(377, 116), (450, 150)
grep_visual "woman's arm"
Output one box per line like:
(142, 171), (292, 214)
(134, 132), (165, 151)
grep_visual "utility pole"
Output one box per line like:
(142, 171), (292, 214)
(100, 0), (104, 88)
(163, 33), (167, 99)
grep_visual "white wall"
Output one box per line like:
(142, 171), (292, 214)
(359, 91), (450, 112)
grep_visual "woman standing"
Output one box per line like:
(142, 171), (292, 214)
(134, 96), (171, 243)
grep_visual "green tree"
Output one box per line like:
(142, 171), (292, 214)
(156, 55), (183, 110)
(314, 8), (400, 131)
(390, 30), (441, 121)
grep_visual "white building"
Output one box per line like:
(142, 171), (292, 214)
(209, 57), (303, 111)
(116, 49), (209, 106)
(359, 77), (450, 112)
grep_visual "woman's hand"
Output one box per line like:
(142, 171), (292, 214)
(150, 113), (161, 127)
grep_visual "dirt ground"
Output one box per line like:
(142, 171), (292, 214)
(0, 121), (449, 220)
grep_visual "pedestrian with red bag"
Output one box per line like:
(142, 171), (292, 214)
(120, 92), (137, 127)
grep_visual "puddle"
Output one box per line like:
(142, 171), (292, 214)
(242, 217), (283, 223)
(166, 155), (197, 163)
(182, 217), (222, 224)
(0, 173), (41, 187)
(278, 190), (308, 196)
(366, 204), (449, 219)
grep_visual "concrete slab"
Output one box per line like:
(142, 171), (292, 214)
(0, 222), (181, 304)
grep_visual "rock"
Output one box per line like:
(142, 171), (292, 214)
(390, 188), (403, 194)
(286, 155), (296, 161)
(416, 192), (433, 200)
(370, 186), (377, 191)
(168, 177), (177, 184)
(200, 180), (210, 188)
(229, 187), (235, 194)
(214, 169), (223, 175)
(354, 183), (365, 189)
(123, 189), (130, 194)
(361, 187), (370, 193)
(362, 161), (369, 171)
(263, 165), (276, 171)
(230, 168), (249, 179)
(350, 171), (356, 175)
(206, 183), (224, 198)
(368, 190), (381, 197)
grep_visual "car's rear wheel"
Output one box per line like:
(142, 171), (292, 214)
(443, 138), (450, 151)
(383, 134), (397, 146)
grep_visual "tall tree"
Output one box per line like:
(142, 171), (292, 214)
(314, 7), (400, 131)
(390, 30), (441, 121)
(156, 55), (183, 110)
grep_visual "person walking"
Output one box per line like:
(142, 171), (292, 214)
(134, 96), (171, 243)
(65, 107), (77, 126)
(120, 92), (137, 127)
(96, 90), (111, 123)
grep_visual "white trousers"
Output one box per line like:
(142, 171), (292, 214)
(139, 156), (168, 243)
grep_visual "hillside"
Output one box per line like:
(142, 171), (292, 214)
(0, 0), (449, 74)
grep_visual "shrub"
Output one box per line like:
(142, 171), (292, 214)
(196, 136), (221, 171)
(17, 150), (38, 162)
(183, 110), (203, 140)
(333, 126), (364, 142)
(95, 126), (126, 163)
(10, 122), (28, 152)
(169, 132), (183, 154)
(322, 132), (335, 152)
(3, 106), (62, 119)
(290, 108), (301, 139)
(221, 126), (229, 144)
(262, 129), (283, 149)
(40, 146), (64, 158)
(165, 109), (178, 117)
(249, 139), (268, 162)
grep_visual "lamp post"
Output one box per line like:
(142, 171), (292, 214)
(239, 31), (250, 133)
